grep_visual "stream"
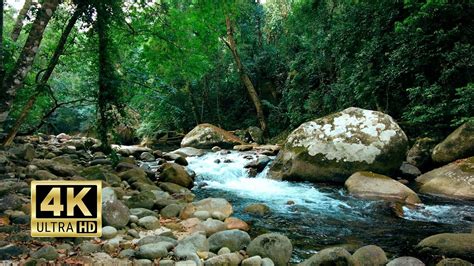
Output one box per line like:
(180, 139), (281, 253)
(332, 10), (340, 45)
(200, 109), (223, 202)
(185, 151), (474, 263)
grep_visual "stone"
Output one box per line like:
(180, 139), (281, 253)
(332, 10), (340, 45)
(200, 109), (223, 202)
(242, 256), (263, 266)
(175, 232), (209, 259)
(224, 217), (250, 231)
(137, 243), (168, 259)
(234, 144), (255, 151)
(261, 258), (275, 266)
(126, 191), (156, 209)
(130, 208), (157, 218)
(218, 247), (231, 255)
(158, 163), (194, 188)
(208, 229), (251, 252)
(204, 252), (244, 266)
(432, 121), (474, 164)
(400, 162), (422, 178)
(118, 248), (135, 258)
(269, 107), (408, 183)
(436, 258), (472, 266)
(118, 168), (154, 190)
(299, 247), (353, 266)
(247, 233), (293, 266)
(172, 147), (205, 157)
(103, 199), (130, 228)
(8, 143), (35, 161)
(81, 166), (120, 185)
(137, 235), (177, 247)
(175, 156), (189, 166)
(194, 210), (212, 220)
(345, 171), (421, 205)
(416, 233), (474, 261)
(32, 159), (77, 177)
(248, 126), (264, 144)
(352, 245), (388, 266)
(135, 259), (153, 266)
(31, 246), (58, 261)
(244, 203), (271, 216)
(102, 187), (118, 203)
(140, 152), (155, 162)
(102, 226), (118, 239)
(180, 198), (233, 220)
(138, 216), (161, 230)
(159, 182), (192, 194)
(416, 157), (474, 200)
(33, 170), (58, 180)
(407, 138), (436, 170)
(79, 242), (102, 254)
(176, 261), (197, 266)
(245, 156), (271, 173)
(181, 123), (245, 149)
(161, 204), (183, 218)
(197, 219), (228, 236)
(387, 256), (425, 266)
(0, 244), (28, 260)
(159, 260), (176, 266)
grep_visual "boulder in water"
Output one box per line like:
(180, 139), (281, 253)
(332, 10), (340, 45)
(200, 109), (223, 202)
(432, 121), (474, 164)
(269, 107), (408, 183)
(416, 157), (474, 200)
(416, 233), (474, 262)
(158, 163), (194, 188)
(345, 171), (421, 205)
(244, 203), (271, 216)
(181, 123), (244, 149)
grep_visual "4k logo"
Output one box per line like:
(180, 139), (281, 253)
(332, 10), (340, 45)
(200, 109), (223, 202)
(31, 181), (102, 237)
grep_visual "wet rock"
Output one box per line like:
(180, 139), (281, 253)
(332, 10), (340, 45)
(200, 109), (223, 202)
(432, 121), (474, 164)
(224, 217), (250, 231)
(234, 144), (256, 151)
(245, 156), (271, 173)
(208, 229), (251, 252)
(180, 198), (233, 220)
(387, 256), (425, 266)
(352, 245), (388, 266)
(247, 233), (293, 266)
(172, 147), (205, 157)
(103, 199), (130, 228)
(268, 107), (408, 183)
(345, 171), (421, 205)
(140, 152), (155, 162)
(137, 243), (168, 259)
(204, 252), (244, 266)
(416, 157), (474, 200)
(298, 247), (353, 266)
(102, 226), (118, 239)
(181, 123), (245, 149)
(416, 233), (474, 261)
(158, 163), (194, 188)
(212, 146), (221, 152)
(31, 246), (58, 261)
(436, 258), (472, 266)
(244, 203), (271, 216)
(138, 215), (160, 230)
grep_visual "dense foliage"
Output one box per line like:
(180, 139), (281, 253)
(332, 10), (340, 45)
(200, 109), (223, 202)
(1, 0), (473, 145)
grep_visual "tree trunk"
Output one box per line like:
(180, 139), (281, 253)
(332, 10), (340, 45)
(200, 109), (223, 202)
(0, 0), (60, 128)
(3, 7), (82, 146)
(225, 15), (268, 136)
(186, 82), (201, 126)
(0, 0), (5, 97)
(11, 0), (33, 42)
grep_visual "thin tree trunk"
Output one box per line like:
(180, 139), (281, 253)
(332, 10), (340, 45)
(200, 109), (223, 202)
(11, 0), (33, 42)
(186, 82), (200, 126)
(0, 0), (5, 98)
(224, 15), (268, 136)
(0, 0), (60, 128)
(3, 8), (82, 146)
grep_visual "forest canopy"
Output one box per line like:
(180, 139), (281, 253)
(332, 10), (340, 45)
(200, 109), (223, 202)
(1, 0), (473, 148)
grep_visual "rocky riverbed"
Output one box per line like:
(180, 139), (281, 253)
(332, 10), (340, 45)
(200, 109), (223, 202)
(0, 108), (473, 265)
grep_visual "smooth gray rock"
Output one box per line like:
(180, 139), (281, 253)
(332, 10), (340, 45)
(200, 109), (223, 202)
(137, 243), (168, 259)
(247, 233), (292, 266)
(31, 246), (58, 261)
(208, 229), (251, 252)
(138, 216), (160, 230)
(102, 226), (118, 239)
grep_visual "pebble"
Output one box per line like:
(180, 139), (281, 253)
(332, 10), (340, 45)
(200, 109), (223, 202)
(102, 226), (118, 239)
(138, 216), (161, 230)
(218, 247), (231, 255)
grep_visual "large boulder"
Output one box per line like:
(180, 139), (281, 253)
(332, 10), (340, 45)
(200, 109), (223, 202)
(268, 107), (408, 183)
(158, 163), (194, 188)
(102, 199), (130, 228)
(208, 230), (251, 252)
(181, 123), (244, 149)
(351, 245), (388, 266)
(432, 121), (474, 164)
(345, 171), (421, 205)
(416, 157), (474, 200)
(416, 233), (474, 262)
(247, 233), (293, 266)
(407, 138), (437, 170)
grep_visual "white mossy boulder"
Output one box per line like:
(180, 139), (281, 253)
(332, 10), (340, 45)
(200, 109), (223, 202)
(181, 123), (244, 149)
(345, 171), (421, 205)
(268, 107), (408, 183)
(415, 157), (474, 200)
(432, 121), (474, 164)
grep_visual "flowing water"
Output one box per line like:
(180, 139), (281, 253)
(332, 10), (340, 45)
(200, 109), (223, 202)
(185, 151), (474, 263)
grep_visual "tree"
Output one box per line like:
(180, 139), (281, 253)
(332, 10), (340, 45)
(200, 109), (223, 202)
(0, 0), (60, 130)
(10, 0), (33, 42)
(224, 15), (268, 137)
